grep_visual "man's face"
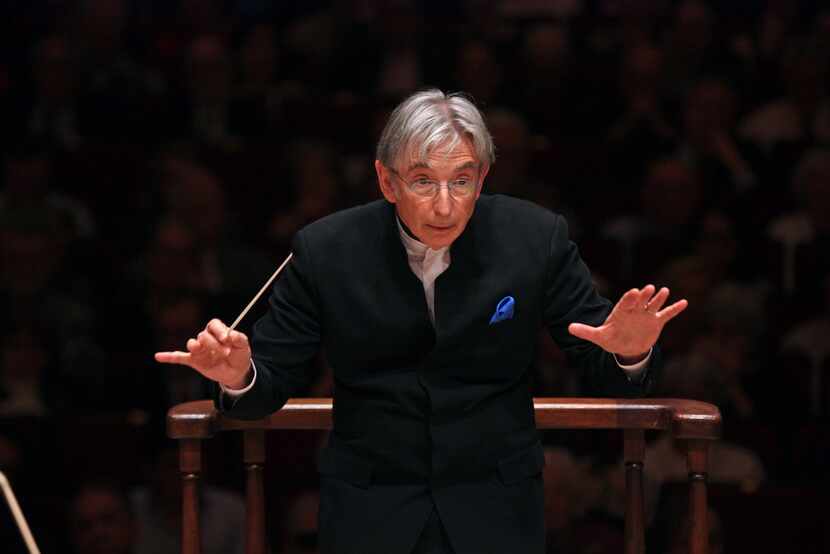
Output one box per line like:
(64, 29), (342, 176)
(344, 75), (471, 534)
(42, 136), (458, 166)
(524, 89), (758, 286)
(375, 138), (488, 249)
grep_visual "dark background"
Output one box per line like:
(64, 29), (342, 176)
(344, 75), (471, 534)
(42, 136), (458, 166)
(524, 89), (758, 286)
(0, 0), (828, 553)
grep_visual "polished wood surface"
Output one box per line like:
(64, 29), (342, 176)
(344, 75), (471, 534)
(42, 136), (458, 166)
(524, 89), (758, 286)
(168, 397), (721, 437)
(624, 429), (646, 554)
(686, 439), (711, 554)
(179, 439), (202, 554)
(169, 398), (721, 554)
(243, 430), (266, 554)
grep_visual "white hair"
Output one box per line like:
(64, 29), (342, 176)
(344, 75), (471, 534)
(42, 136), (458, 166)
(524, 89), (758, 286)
(376, 89), (496, 169)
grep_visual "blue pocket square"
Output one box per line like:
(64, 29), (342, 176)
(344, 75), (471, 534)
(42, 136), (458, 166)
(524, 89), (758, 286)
(489, 296), (515, 324)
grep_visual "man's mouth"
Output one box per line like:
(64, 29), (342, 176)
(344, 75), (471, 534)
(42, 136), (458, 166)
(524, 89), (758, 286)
(427, 224), (454, 231)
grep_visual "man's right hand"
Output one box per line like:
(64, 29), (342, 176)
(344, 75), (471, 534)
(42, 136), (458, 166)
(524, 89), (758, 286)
(155, 319), (253, 389)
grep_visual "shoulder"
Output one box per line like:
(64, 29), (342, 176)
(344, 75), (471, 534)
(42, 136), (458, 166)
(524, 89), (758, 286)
(475, 194), (565, 246)
(478, 194), (560, 227)
(296, 199), (388, 250)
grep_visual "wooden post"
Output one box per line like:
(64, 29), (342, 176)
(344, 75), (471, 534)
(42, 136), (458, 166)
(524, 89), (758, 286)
(180, 438), (202, 554)
(624, 429), (646, 554)
(685, 439), (710, 554)
(244, 430), (267, 554)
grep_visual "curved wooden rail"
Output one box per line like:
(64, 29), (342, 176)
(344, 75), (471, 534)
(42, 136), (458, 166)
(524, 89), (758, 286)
(168, 398), (721, 554)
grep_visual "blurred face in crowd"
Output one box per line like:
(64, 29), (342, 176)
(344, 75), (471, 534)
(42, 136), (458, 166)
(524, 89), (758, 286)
(0, 229), (62, 294)
(165, 163), (226, 243)
(672, 0), (712, 53)
(456, 41), (502, 104)
(683, 81), (736, 146)
(70, 487), (136, 554)
(523, 23), (569, 70)
(187, 36), (231, 104)
(4, 155), (51, 201)
(803, 160), (830, 230)
(1, 330), (48, 386)
(292, 143), (339, 219)
(146, 219), (200, 290)
(621, 43), (663, 103)
(81, 0), (126, 52)
(376, 138), (488, 250)
(695, 212), (737, 276)
(485, 110), (529, 193)
(155, 297), (203, 350)
(642, 160), (701, 229)
(33, 36), (77, 105)
(240, 24), (277, 86)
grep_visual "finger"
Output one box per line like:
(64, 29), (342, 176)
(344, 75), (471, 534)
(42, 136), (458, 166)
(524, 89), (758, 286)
(657, 299), (689, 322)
(201, 330), (234, 360)
(225, 330), (249, 349)
(636, 284), (656, 308)
(207, 319), (231, 343)
(568, 322), (605, 344)
(186, 338), (201, 353)
(154, 351), (192, 365)
(647, 287), (670, 312)
(618, 289), (640, 310)
(197, 330), (222, 355)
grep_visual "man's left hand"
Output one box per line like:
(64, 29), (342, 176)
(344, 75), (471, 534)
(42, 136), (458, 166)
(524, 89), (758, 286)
(567, 285), (688, 361)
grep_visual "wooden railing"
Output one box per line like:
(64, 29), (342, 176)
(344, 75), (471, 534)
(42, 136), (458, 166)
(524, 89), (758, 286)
(168, 398), (721, 554)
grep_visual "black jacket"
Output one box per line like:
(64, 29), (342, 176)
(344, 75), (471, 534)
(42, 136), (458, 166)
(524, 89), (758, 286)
(219, 195), (659, 554)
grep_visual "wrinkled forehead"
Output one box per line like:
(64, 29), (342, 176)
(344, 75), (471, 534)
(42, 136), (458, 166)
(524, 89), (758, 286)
(395, 135), (483, 174)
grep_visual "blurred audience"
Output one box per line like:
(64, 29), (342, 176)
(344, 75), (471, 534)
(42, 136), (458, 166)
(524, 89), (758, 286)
(130, 447), (245, 554)
(0, 1), (826, 550)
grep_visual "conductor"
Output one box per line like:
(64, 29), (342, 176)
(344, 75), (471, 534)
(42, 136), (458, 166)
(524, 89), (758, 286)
(156, 89), (687, 554)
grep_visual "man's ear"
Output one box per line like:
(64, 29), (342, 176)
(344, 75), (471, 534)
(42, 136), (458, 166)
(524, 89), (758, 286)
(375, 160), (398, 204)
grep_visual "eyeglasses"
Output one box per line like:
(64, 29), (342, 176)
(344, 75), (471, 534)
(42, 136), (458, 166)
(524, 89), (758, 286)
(389, 169), (478, 198)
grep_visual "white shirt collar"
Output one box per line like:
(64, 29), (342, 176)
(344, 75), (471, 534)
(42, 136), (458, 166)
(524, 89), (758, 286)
(396, 216), (449, 259)
(395, 215), (450, 324)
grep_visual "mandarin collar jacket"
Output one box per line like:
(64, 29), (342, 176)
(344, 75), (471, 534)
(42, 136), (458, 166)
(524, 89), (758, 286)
(216, 194), (660, 554)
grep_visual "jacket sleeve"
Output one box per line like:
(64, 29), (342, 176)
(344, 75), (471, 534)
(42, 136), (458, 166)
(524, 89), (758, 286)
(213, 229), (322, 419)
(542, 214), (660, 397)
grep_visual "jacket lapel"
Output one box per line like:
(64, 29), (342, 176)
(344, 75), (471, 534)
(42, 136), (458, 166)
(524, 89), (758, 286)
(374, 201), (434, 331)
(433, 204), (485, 343)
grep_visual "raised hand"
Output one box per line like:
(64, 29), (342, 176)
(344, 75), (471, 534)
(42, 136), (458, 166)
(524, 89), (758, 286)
(567, 285), (688, 360)
(155, 319), (253, 389)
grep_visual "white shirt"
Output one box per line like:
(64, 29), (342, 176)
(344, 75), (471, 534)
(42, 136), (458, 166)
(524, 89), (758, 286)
(224, 216), (648, 396)
(396, 218), (450, 324)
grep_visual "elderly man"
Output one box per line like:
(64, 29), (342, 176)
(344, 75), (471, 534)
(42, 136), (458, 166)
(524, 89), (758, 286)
(156, 89), (686, 554)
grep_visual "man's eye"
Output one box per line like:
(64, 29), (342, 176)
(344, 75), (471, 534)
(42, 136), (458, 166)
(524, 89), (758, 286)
(414, 178), (433, 186)
(453, 180), (470, 187)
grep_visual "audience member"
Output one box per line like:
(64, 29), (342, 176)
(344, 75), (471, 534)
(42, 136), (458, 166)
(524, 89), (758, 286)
(69, 481), (138, 554)
(599, 159), (702, 285)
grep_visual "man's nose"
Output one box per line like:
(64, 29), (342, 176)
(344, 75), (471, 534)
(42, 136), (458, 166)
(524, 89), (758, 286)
(433, 186), (452, 217)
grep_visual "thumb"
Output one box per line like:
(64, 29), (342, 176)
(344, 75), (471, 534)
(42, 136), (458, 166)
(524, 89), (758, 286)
(568, 322), (603, 344)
